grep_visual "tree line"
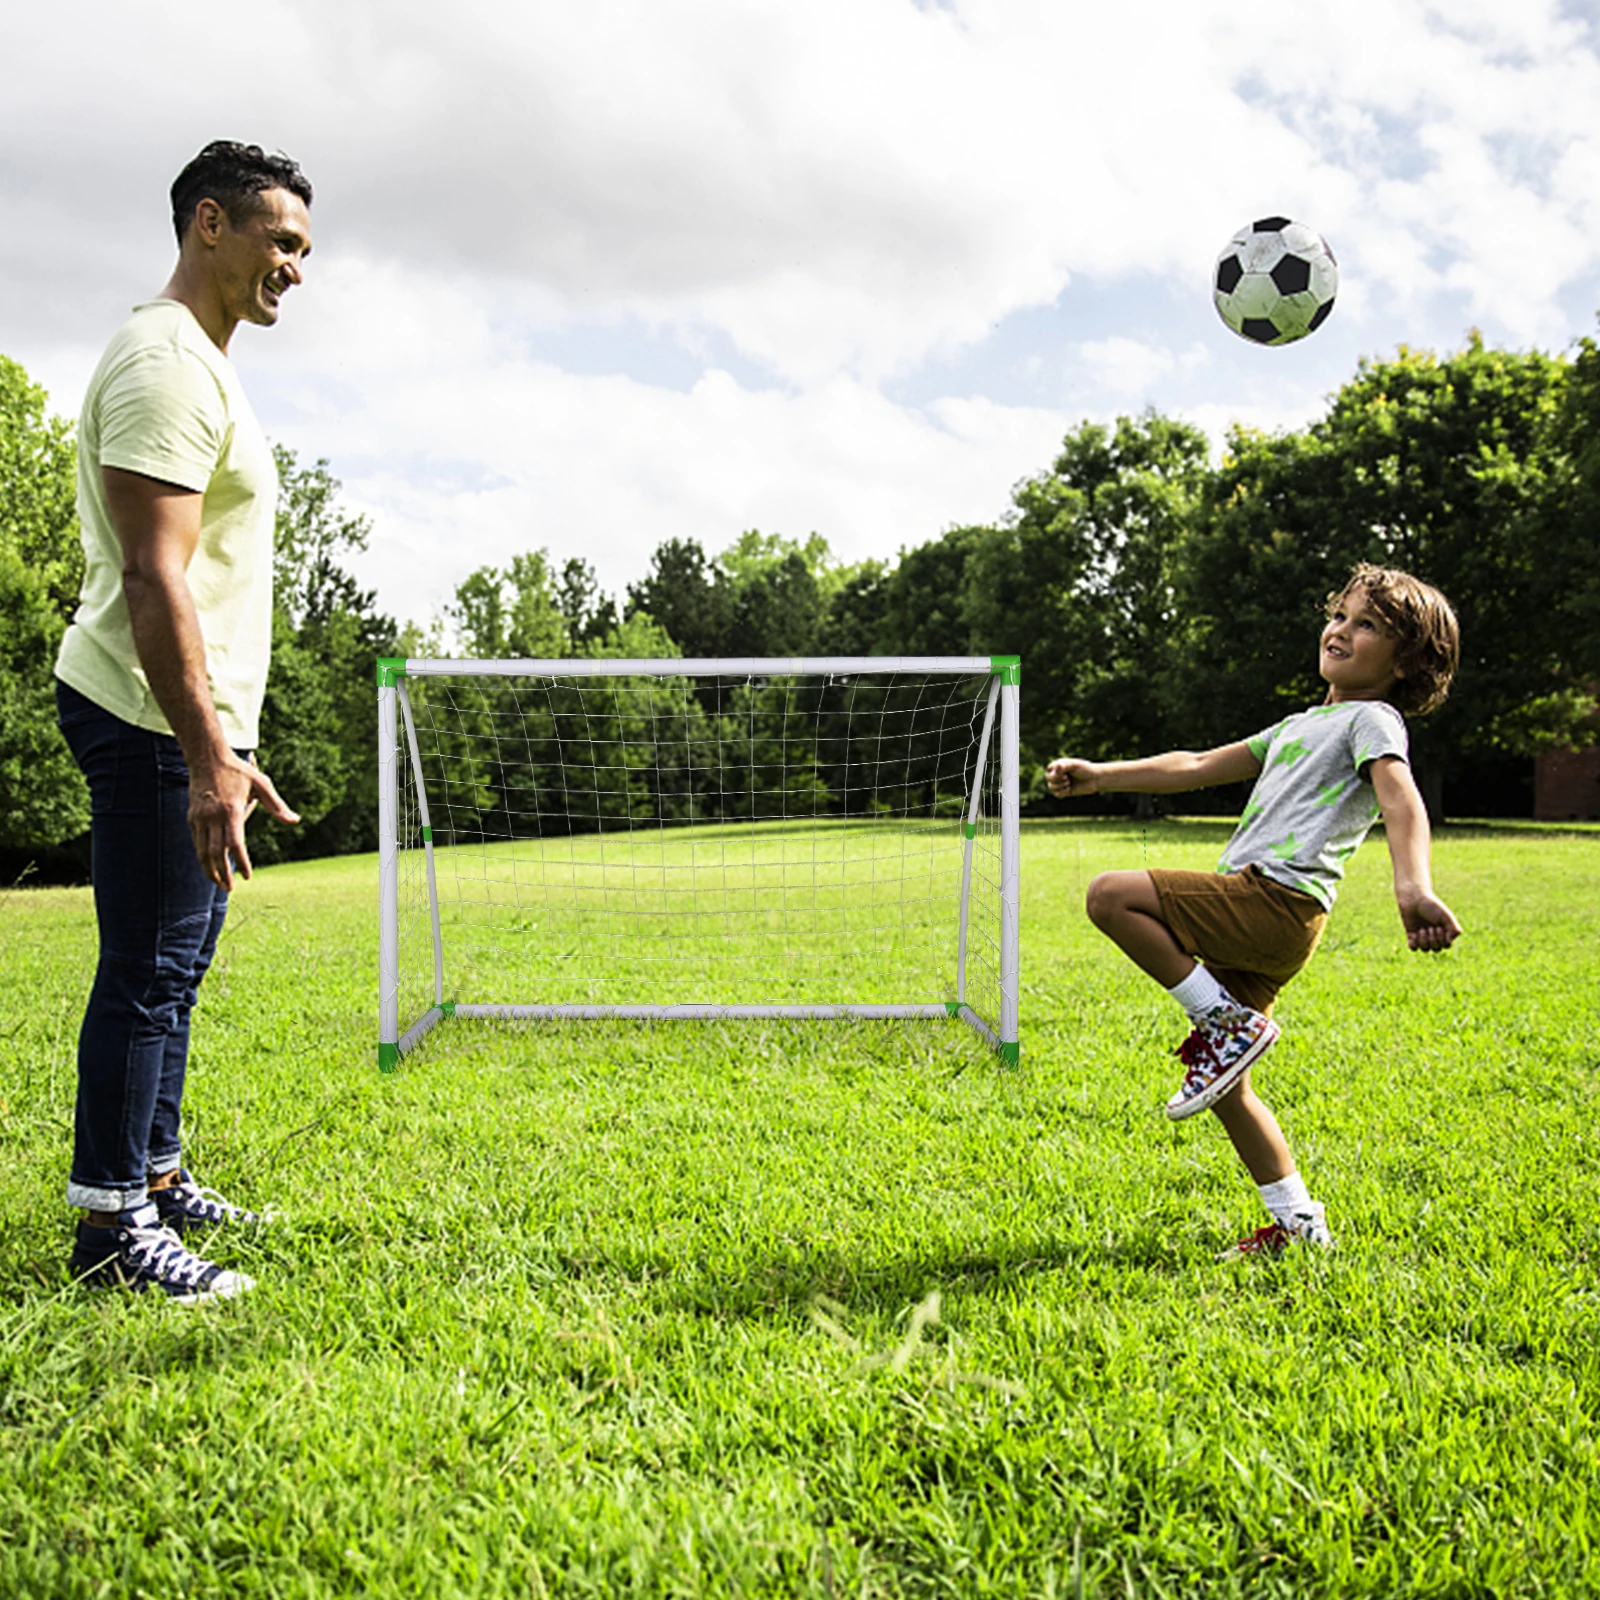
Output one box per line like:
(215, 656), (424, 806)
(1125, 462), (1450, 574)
(3, 327), (1597, 877)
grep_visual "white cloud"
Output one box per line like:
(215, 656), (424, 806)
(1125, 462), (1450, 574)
(3, 0), (1598, 633)
(242, 261), (1068, 625)
(1074, 338), (1210, 400)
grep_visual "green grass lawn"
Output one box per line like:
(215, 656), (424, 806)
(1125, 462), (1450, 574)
(2, 818), (1597, 1598)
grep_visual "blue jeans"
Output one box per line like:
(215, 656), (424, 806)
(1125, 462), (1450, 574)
(56, 680), (236, 1211)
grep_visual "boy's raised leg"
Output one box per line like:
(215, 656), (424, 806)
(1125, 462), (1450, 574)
(1084, 871), (1196, 986)
(1085, 870), (1280, 1119)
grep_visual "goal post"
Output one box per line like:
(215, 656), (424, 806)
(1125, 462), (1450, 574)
(376, 654), (1021, 1070)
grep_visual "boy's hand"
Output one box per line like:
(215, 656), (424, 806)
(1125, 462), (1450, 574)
(1398, 890), (1461, 953)
(1047, 757), (1100, 797)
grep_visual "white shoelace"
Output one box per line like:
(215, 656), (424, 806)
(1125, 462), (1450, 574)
(166, 1175), (270, 1225)
(174, 1180), (236, 1222)
(119, 1206), (216, 1290)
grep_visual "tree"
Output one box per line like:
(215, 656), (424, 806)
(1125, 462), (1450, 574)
(625, 537), (731, 657)
(878, 524), (989, 657)
(556, 556), (619, 650)
(629, 530), (857, 661)
(818, 559), (891, 655)
(0, 355), (88, 855)
(721, 545), (824, 659)
(1182, 339), (1575, 813)
(249, 447), (398, 864)
(960, 413), (1208, 779)
(1523, 323), (1600, 738)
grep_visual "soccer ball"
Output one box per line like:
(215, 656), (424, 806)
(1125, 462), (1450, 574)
(1213, 218), (1338, 346)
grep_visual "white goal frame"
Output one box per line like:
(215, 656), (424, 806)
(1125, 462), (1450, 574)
(376, 655), (1020, 1068)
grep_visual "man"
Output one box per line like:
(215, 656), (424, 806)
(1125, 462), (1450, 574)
(54, 141), (313, 1301)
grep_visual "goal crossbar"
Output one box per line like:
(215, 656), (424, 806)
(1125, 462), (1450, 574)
(377, 654), (1021, 1070)
(395, 655), (1000, 680)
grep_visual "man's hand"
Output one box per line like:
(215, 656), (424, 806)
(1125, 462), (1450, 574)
(1047, 757), (1101, 798)
(1398, 889), (1461, 953)
(188, 753), (299, 891)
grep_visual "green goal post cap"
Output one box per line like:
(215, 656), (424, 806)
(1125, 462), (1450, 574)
(989, 655), (1021, 685)
(378, 1042), (400, 1074)
(376, 657), (407, 687)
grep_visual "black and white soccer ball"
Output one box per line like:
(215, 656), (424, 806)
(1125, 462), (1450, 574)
(1213, 218), (1338, 346)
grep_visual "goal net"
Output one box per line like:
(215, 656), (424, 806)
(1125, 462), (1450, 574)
(377, 655), (1020, 1068)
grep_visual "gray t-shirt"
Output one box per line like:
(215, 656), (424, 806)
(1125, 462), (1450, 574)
(1218, 700), (1410, 909)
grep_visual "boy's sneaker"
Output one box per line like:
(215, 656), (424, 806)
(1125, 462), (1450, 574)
(152, 1168), (275, 1235)
(71, 1202), (254, 1303)
(1165, 1004), (1280, 1121)
(1219, 1206), (1335, 1262)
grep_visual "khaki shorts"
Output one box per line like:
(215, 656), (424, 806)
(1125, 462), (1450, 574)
(1148, 864), (1327, 1017)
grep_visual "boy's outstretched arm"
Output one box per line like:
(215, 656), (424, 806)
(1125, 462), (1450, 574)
(1370, 755), (1462, 952)
(1047, 741), (1260, 798)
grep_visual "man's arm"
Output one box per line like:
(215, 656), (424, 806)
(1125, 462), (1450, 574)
(1369, 754), (1460, 952)
(104, 465), (297, 891)
(1046, 741), (1262, 798)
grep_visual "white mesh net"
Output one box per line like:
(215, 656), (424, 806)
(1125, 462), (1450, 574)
(386, 663), (1012, 1052)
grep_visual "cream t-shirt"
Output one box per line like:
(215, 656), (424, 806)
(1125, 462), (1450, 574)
(55, 300), (277, 748)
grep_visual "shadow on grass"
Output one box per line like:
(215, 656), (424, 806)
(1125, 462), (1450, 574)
(565, 1232), (1190, 1323)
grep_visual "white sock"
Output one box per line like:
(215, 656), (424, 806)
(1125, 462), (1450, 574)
(1166, 965), (1228, 1022)
(1257, 1172), (1314, 1226)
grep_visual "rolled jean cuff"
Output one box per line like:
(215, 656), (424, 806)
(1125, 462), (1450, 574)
(67, 1179), (147, 1212)
(148, 1151), (183, 1177)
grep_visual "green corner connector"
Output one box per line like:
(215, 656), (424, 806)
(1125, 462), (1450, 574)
(990, 655), (1021, 687)
(378, 1041), (400, 1074)
(999, 1040), (1021, 1067)
(945, 1000), (962, 1019)
(963, 821), (978, 839)
(441, 1000), (457, 1019)
(421, 825), (433, 844)
(376, 656), (407, 688)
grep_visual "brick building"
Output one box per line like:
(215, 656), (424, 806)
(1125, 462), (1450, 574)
(1535, 747), (1600, 821)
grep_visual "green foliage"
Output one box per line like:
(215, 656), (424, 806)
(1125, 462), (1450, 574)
(1534, 324), (1600, 696)
(3, 822), (1598, 1595)
(966, 414), (1208, 769)
(0, 356), (88, 854)
(250, 448), (398, 866)
(0, 354), (81, 616)
(722, 543), (825, 658)
(626, 536), (731, 657)
(879, 524), (989, 657)
(0, 545), (90, 851)
(270, 443), (374, 630)
(629, 530), (879, 661)
(1185, 341), (1580, 773)
(12, 312), (1600, 866)
(556, 555), (620, 649)
(818, 558), (892, 655)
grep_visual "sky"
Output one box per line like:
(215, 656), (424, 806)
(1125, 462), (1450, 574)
(5, 0), (1599, 634)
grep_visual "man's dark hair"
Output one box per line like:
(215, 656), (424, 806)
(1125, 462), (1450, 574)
(170, 141), (313, 245)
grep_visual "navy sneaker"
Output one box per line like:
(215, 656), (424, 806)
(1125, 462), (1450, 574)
(152, 1169), (275, 1235)
(71, 1202), (254, 1303)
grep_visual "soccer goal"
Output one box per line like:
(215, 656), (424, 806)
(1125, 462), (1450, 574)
(376, 655), (1020, 1069)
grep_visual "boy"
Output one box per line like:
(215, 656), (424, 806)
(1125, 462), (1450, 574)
(1047, 563), (1461, 1257)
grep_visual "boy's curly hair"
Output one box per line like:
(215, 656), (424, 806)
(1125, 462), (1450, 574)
(1326, 563), (1459, 715)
